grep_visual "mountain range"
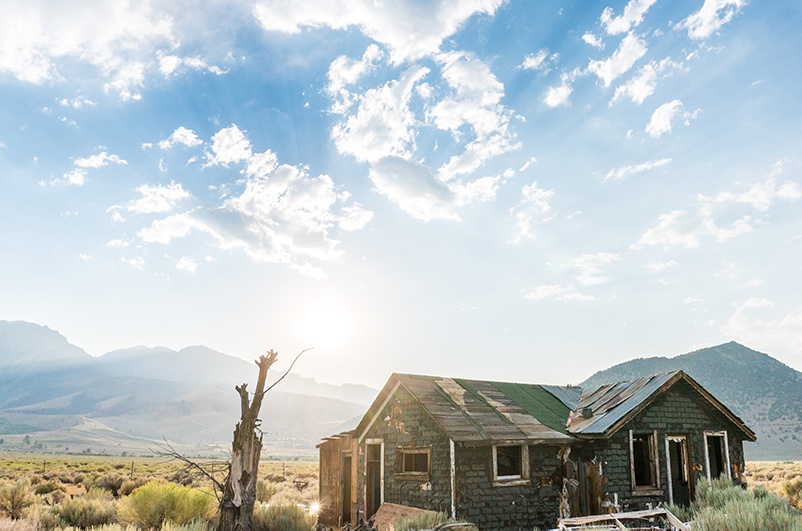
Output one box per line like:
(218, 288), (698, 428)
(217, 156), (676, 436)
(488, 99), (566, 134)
(0, 320), (799, 460)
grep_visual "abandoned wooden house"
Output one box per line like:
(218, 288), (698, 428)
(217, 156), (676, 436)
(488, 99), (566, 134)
(317, 370), (755, 530)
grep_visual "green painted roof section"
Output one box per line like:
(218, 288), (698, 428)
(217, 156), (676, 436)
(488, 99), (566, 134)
(491, 382), (572, 434)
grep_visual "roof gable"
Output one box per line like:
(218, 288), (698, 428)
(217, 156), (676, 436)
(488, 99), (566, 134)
(568, 370), (756, 441)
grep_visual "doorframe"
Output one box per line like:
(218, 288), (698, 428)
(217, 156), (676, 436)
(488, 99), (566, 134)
(364, 438), (384, 518)
(703, 431), (730, 481)
(665, 434), (691, 506)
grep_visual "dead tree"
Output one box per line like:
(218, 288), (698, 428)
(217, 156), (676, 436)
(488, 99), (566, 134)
(217, 348), (310, 531)
(218, 350), (278, 531)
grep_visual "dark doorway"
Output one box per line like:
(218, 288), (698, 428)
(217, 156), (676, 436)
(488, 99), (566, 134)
(366, 443), (382, 519)
(706, 434), (726, 479)
(341, 453), (352, 525)
(668, 436), (691, 506)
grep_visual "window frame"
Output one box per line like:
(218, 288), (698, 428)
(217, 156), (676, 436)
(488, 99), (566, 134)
(629, 429), (662, 495)
(491, 444), (530, 487)
(395, 446), (431, 480)
(704, 431), (731, 481)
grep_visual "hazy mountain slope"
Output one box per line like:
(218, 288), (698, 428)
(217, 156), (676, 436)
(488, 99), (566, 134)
(0, 321), (93, 369)
(581, 342), (802, 460)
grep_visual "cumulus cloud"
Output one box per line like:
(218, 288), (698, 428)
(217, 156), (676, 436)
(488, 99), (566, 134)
(645, 99), (699, 138)
(676, 0), (746, 40)
(605, 157), (671, 182)
(118, 182), (191, 214)
(610, 58), (684, 106)
(544, 68), (583, 108)
(509, 181), (556, 243)
(631, 163), (801, 250)
(136, 124), (371, 278)
(176, 256), (198, 273)
(588, 32), (648, 88)
(158, 127), (203, 150)
(0, 0), (176, 100)
(252, 0), (504, 64)
(600, 0), (657, 35)
(582, 33), (605, 49)
(327, 44), (385, 114)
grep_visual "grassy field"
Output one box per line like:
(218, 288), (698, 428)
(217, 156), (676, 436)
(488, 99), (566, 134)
(0, 453), (798, 529)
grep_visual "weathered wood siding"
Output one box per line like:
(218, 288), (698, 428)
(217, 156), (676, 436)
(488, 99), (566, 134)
(454, 444), (564, 530)
(596, 378), (747, 511)
(318, 434), (358, 527)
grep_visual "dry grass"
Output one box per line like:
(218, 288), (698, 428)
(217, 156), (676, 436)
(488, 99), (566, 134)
(745, 461), (802, 508)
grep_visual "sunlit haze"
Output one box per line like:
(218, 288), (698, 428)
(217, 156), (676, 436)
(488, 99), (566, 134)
(1, 0), (801, 388)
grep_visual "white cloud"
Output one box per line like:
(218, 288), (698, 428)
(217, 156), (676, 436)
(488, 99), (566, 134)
(646, 99), (699, 138)
(525, 284), (597, 303)
(573, 252), (620, 286)
(58, 96), (96, 108)
(684, 295), (704, 304)
(646, 259), (679, 272)
(119, 182), (191, 214)
(509, 181), (556, 243)
(106, 239), (130, 248)
(327, 44), (385, 114)
(544, 68), (583, 108)
(676, 0), (746, 40)
(431, 51), (520, 181)
(520, 49), (557, 72)
(43, 151), (127, 187)
(137, 125), (371, 277)
(600, 0), (657, 35)
(0, 1), (175, 99)
(120, 256), (145, 270)
(367, 157), (459, 221)
(632, 163), (801, 250)
(332, 65), (428, 163)
(588, 32), (648, 88)
(721, 298), (802, 357)
(159, 55), (225, 78)
(610, 57), (684, 106)
(582, 33), (604, 49)
(176, 256), (198, 273)
(158, 127), (203, 150)
(252, 0), (504, 64)
(605, 157), (671, 182)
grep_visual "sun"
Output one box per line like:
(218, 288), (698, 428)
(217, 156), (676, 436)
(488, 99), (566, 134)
(293, 301), (351, 349)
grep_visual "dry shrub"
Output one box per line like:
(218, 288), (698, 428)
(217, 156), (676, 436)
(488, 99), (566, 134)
(256, 479), (278, 504)
(120, 478), (148, 497)
(0, 479), (35, 520)
(251, 501), (316, 531)
(783, 476), (802, 510)
(52, 496), (118, 529)
(395, 511), (477, 531)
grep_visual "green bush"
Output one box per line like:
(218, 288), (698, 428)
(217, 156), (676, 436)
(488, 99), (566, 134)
(252, 501), (316, 531)
(52, 496), (118, 529)
(34, 479), (65, 496)
(120, 481), (215, 530)
(686, 477), (802, 531)
(0, 478), (36, 520)
(120, 478), (148, 497)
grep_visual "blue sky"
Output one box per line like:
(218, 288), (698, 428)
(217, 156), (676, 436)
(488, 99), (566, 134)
(1, 0), (801, 387)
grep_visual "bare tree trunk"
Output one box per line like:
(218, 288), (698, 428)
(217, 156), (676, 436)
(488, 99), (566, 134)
(218, 350), (278, 531)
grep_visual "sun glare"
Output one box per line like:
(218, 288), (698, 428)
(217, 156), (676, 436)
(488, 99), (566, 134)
(293, 301), (351, 349)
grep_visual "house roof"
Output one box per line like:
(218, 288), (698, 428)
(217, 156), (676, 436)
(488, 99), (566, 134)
(350, 370), (756, 446)
(567, 370), (757, 441)
(354, 373), (578, 446)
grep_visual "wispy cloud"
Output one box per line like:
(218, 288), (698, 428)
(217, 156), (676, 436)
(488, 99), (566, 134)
(600, 0), (657, 35)
(605, 157), (671, 182)
(519, 49), (558, 72)
(42, 151), (127, 187)
(509, 181), (556, 243)
(721, 298), (802, 356)
(610, 58), (684, 106)
(588, 32), (648, 88)
(525, 284), (597, 303)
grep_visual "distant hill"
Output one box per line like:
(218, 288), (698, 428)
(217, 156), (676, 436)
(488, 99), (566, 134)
(0, 320), (375, 457)
(582, 341), (802, 460)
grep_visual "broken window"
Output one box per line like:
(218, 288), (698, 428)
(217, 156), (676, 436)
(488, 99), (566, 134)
(397, 447), (429, 475)
(492, 444), (530, 484)
(704, 431), (730, 481)
(629, 430), (660, 492)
